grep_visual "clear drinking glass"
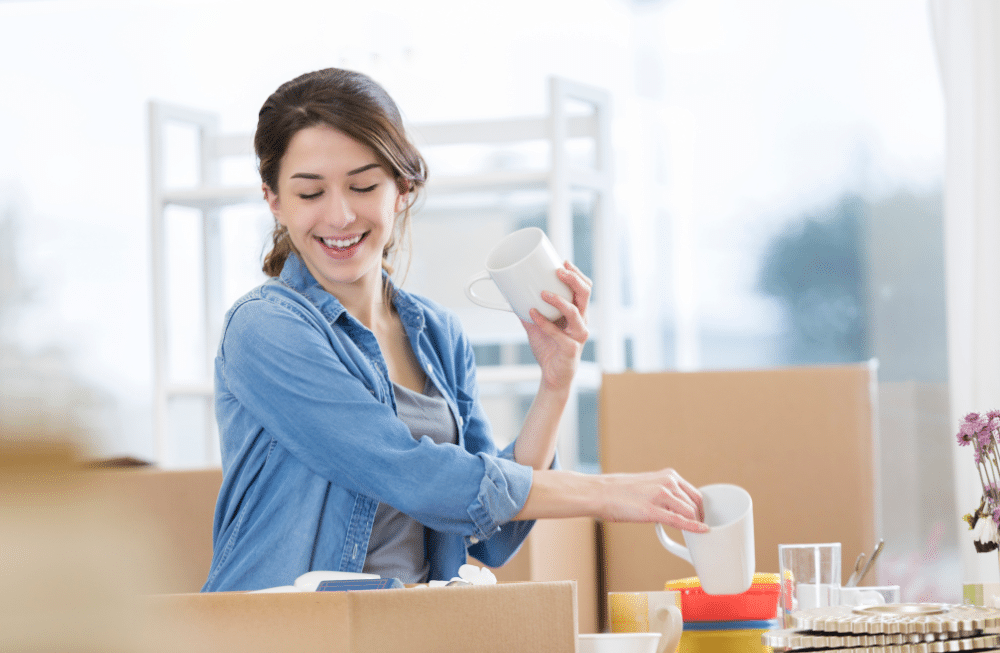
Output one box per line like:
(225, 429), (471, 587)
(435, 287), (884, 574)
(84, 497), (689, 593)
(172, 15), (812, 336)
(778, 543), (842, 628)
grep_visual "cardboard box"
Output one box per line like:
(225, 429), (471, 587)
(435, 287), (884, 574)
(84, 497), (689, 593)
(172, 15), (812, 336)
(599, 365), (878, 594)
(1, 442), (178, 651)
(145, 581), (578, 653)
(473, 516), (600, 633)
(88, 466), (223, 593)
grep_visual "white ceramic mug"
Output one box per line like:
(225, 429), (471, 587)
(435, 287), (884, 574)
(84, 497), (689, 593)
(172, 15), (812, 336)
(608, 591), (683, 653)
(655, 483), (755, 595)
(464, 227), (573, 323)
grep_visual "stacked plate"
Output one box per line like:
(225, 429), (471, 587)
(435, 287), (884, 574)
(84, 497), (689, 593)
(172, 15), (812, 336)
(764, 604), (1000, 652)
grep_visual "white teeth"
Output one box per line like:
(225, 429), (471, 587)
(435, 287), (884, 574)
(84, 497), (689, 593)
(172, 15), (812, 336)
(321, 234), (363, 249)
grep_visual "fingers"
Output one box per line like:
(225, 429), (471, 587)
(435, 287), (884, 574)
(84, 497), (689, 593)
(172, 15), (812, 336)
(525, 262), (593, 340)
(675, 475), (705, 522)
(658, 481), (701, 522)
(599, 467), (709, 535)
(652, 468), (706, 530)
(557, 262), (592, 316)
(530, 296), (588, 343)
(561, 260), (593, 291)
(658, 510), (710, 534)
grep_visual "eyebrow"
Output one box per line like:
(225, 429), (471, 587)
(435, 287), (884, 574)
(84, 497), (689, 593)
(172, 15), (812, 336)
(289, 163), (381, 180)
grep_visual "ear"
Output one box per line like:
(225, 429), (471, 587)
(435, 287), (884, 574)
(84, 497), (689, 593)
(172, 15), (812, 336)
(395, 189), (409, 214)
(263, 184), (282, 222)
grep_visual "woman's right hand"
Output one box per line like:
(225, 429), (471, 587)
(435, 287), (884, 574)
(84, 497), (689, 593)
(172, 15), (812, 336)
(597, 468), (708, 533)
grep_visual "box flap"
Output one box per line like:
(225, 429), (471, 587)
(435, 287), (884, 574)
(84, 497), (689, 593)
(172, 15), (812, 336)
(351, 582), (577, 652)
(147, 591), (352, 653)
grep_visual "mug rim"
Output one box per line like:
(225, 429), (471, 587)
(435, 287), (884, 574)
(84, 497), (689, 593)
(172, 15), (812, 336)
(485, 226), (545, 271)
(698, 483), (751, 528)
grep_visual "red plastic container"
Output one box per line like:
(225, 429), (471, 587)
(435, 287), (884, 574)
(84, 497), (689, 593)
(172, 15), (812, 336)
(664, 572), (781, 622)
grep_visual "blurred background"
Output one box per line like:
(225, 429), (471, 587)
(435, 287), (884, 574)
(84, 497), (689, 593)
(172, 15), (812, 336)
(0, 0), (959, 601)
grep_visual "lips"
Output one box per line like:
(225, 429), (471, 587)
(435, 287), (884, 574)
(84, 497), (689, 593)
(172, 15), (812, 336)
(316, 232), (368, 259)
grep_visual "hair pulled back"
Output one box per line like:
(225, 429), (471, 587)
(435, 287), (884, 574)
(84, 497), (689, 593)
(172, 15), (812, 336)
(256, 68), (427, 277)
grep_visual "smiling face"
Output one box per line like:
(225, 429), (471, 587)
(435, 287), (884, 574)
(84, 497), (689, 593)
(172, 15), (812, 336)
(264, 124), (408, 300)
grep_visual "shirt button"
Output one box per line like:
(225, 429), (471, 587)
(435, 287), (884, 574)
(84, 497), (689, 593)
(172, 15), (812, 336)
(458, 416), (464, 427)
(469, 536), (479, 544)
(425, 364), (433, 375)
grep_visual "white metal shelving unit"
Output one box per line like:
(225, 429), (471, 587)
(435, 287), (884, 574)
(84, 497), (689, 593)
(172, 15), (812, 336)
(148, 77), (625, 469)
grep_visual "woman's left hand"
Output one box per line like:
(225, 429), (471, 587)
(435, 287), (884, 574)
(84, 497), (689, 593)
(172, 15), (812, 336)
(522, 261), (593, 391)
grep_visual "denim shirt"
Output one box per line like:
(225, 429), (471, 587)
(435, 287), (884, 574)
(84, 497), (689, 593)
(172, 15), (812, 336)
(202, 254), (538, 592)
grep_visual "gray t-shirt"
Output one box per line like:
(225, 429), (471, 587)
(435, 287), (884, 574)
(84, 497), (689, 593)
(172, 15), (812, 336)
(363, 378), (459, 582)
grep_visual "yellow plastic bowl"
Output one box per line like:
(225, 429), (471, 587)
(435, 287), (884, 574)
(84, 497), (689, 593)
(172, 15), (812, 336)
(679, 627), (773, 653)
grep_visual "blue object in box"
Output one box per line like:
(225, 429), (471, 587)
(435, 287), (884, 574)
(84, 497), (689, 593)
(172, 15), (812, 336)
(316, 578), (405, 592)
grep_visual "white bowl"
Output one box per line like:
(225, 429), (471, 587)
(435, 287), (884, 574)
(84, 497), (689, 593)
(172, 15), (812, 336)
(578, 632), (662, 653)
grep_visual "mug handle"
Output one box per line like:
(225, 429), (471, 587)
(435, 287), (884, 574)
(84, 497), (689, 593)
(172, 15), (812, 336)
(652, 604), (683, 653)
(465, 271), (513, 312)
(655, 523), (693, 564)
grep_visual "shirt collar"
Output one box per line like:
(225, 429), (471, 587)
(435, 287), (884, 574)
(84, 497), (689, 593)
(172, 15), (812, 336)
(279, 252), (426, 331)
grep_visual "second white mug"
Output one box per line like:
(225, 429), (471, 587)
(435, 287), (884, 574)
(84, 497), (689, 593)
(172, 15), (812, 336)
(608, 590), (683, 653)
(464, 227), (573, 323)
(655, 483), (755, 595)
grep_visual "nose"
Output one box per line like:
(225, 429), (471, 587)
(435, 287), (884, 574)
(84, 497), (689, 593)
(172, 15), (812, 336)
(324, 191), (356, 229)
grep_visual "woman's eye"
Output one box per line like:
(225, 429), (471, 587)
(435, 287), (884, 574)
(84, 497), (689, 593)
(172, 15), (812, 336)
(299, 191), (323, 200)
(351, 184), (378, 193)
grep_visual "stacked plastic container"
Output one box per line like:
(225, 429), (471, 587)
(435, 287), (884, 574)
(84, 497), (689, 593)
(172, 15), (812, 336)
(664, 573), (781, 652)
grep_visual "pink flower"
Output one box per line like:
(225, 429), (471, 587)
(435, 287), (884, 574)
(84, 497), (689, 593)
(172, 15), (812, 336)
(959, 410), (1000, 553)
(958, 419), (977, 445)
(957, 412), (998, 446)
(958, 420), (975, 444)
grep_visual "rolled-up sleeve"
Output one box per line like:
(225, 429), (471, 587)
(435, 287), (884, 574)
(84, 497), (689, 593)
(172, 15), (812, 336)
(466, 453), (532, 541)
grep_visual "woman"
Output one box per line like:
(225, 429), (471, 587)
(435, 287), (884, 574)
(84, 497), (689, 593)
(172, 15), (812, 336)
(203, 68), (706, 592)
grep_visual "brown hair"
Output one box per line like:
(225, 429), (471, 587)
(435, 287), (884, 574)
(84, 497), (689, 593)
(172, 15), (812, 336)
(256, 68), (427, 279)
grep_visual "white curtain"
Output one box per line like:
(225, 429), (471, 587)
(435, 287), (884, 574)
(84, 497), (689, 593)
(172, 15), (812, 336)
(931, 0), (1000, 585)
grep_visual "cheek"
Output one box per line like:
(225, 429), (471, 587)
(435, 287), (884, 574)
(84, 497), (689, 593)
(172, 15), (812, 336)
(383, 201), (398, 223)
(377, 194), (402, 224)
(278, 204), (318, 233)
